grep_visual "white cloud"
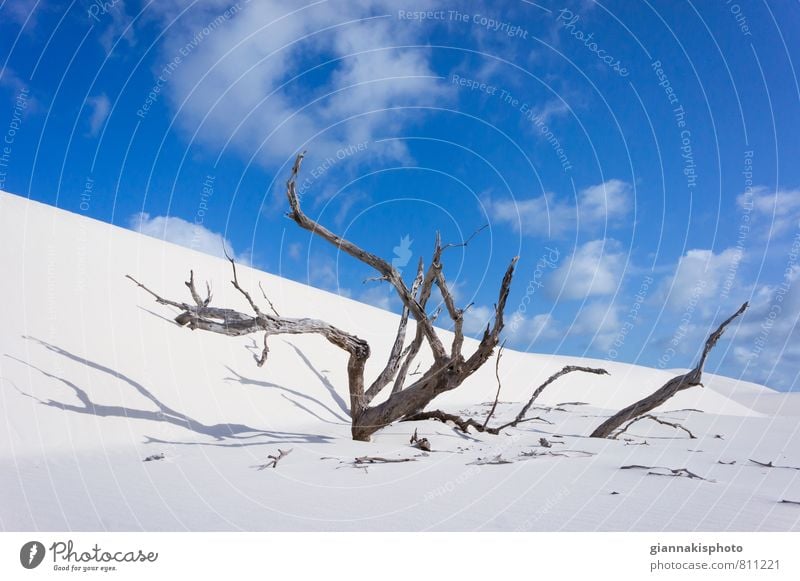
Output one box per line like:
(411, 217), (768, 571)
(86, 94), (110, 137)
(487, 179), (631, 238)
(129, 212), (247, 263)
(738, 186), (800, 238)
(463, 305), (494, 335)
(506, 312), (559, 344)
(151, 0), (443, 166)
(658, 248), (741, 312)
(286, 242), (303, 260)
(547, 239), (626, 300)
(568, 301), (623, 350)
(97, 1), (136, 54)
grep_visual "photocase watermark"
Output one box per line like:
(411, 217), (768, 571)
(190, 174), (215, 250)
(296, 141), (370, 198)
(747, 228), (800, 364)
(651, 58), (697, 191)
(136, 2), (245, 119)
(607, 275), (653, 360)
(725, 0), (753, 37)
(508, 247), (560, 333)
(0, 87), (30, 191)
(87, 0), (123, 22)
(514, 485), (571, 531)
(657, 279), (707, 369)
(451, 73), (573, 172)
(20, 541), (46, 569)
(555, 8), (629, 77)
(391, 234), (413, 273)
(423, 432), (523, 502)
(721, 150), (754, 300)
(397, 9), (529, 38)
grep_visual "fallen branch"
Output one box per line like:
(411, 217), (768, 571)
(613, 413), (696, 440)
(355, 456), (416, 464)
(591, 303), (748, 438)
(259, 448), (293, 469)
(621, 464), (712, 482)
(467, 454), (512, 465)
(410, 428), (431, 452)
(404, 408), (551, 435)
(748, 459), (800, 471)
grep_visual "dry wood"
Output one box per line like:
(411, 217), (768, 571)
(748, 459), (800, 471)
(621, 464), (712, 481)
(130, 152), (520, 442)
(259, 448), (293, 469)
(354, 456), (416, 464)
(591, 303), (748, 439)
(410, 428), (431, 452)
(613, 413), (696, 440)
(482, 341), (506, 429)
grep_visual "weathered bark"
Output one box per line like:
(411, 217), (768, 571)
(404, 364), (607, 434)
(130, 152), (518, 441)
(590, 302), (748, 439)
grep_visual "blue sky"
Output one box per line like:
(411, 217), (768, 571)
(2, 0), (799, 390)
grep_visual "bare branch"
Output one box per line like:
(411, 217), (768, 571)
(613, 414), (696, 440)
(185, 270), (212, 307)
(285, 152), (448, 363)
(748, 459), (800, 471)
(621, 464), (712, 481)
(494, 365), (608, 432)
(256, 332), (270, 367)
(224, 246), (263, 317)
(258, 281), (280, 317)
(482, 340), (506, 429)
(591, 302), (748, 439)
(441, 223), (488, 252)
(354, 456), (416, 464)
(258, 448), (293, 469)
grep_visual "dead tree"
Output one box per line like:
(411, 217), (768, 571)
(129, 152), (518, 442)
(590, 302), (748, 439)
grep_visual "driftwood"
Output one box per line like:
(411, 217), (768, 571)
(410, 428), (431, 452)
(404, 365), (606, 434)
(613, 413), (696, 440)
(621, 464), (712, 482)
(130, 152), (518, 441)
(258, 448), (293, 469)
(748, 459), (800, 471)
(591, 303), (748, 438)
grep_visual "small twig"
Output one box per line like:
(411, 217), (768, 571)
(258, 281), (280, 316)
(467, 454), (512, 465)
(717, 460), (736, 465)
(482, 340), (506, 429)
(410, 428), (431, 452)
(260, 448), (293, 469)
(621, 464), (712, 481)
(779, 499), (800, 506)
(354, 456), (416, 464)
(441, 223), (489, 252)
(749, 459), (800, 471)
(224, 245), (264, 317)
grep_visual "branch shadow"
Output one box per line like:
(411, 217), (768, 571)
(223, 366), (349, 424)
(7, 337), (331, 445)
(286, 342), (350, 418)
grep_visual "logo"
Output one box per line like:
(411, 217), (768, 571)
(391, 235), (413, 273)
(20, 541), (45, 569)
